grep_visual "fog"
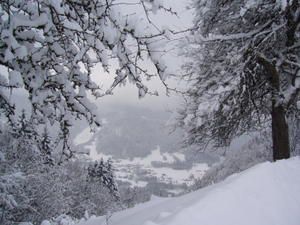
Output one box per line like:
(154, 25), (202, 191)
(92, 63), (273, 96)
(89, 0), (194, 111)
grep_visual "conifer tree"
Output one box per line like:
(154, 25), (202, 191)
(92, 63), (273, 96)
(88, 159), (120, 200)
(39, 126), (54, 166)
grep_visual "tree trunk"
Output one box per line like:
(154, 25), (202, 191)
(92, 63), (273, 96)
(257, 55), (291, 161)
(271, 103), (290, 161)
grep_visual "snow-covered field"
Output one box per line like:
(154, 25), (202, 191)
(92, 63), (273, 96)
(74, 128), (209, 188)
(78, 157), (300, 225)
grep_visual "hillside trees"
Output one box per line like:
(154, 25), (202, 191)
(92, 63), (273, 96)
(87, 159), (120, 200)
(0, 1), (175, 222)
(0, 110), (123, 224)
(178, 0), (300, 160)
(0, 0), (172, 158)
(0, 127), (120, 224)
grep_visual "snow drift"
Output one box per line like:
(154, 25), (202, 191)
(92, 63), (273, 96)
(78, 157), (300, 225)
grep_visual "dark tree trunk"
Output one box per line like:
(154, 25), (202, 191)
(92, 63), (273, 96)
(257, 55), (291, 161)
(271, 103), (290, 161)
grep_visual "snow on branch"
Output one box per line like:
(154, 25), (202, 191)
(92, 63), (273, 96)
(0, 0), (173, 159)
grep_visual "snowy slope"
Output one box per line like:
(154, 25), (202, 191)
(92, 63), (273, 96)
(74, 123), (209, 190)
(78, 157), (300, 225)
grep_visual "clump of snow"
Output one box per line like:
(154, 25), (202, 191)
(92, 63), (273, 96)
(41, 221), (51, 225)
(41, 215), (78, 225)
(240, 0), (263, 17)
(74, 127), (95, 146)
(78, 157), (300, 225)
(9, 70), (24, 87)
(276, 0), (288, 10)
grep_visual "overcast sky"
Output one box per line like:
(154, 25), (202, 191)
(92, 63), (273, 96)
(91, 0), (194, 111)
(1, 0), (194, 114)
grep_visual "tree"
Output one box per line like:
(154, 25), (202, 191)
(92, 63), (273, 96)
(179, 0), (300, 160)
(0, 123), (30, 225)
(10, 109), (37, 141)
(87, 159), (120, 201)
(39, 126), (54, 166)
(0, 0), (172, 158)
(8, 110), (42, 170)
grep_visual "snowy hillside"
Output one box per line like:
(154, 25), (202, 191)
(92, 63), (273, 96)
(72, 104), (216, 194)
(78, 157), (300, 225)
(74, 124), (209, 194)
(89, 147), (208, 188)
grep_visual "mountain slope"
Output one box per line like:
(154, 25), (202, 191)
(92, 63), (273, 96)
(78, 157), (300, 225)
(72, 104), (217, 194)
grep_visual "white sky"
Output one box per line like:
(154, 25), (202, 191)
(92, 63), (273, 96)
(90, 0), (194, 111)
(1, 0), (194, 113)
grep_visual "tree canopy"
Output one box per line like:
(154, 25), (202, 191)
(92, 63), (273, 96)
(0, 0), (172, 157)
(178, 0), (300, 160)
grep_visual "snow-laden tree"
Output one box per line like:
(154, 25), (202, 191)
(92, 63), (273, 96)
(0, 0), (172, 158)
(39, 126), (55, 166)
(178, 0), (300, 160)
(0, 116), (124, 224)
(0, 124), (28, 225)
(7, 110), (43, 171)
(87, 159), (120, 200)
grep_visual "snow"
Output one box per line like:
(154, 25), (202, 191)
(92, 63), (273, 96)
(63, 20), (83, 32)
(94, 146), (207, 186)
(74, 127), (94, 146)
(41, 221), (51, 225)
(78, 157), (300, 225)
(282, 75), (300, 105)
(12, 13), (48, 28)
(245, 0), (260, 8)
(4, 48), (14, 62)
(88, 145), (208, 186)
(126, 148), (185, 166)
(276, 0), (288, 10)
(73, 124), (208, 187)
(74, 126), (208, 187)
(9, 70), (24, 87)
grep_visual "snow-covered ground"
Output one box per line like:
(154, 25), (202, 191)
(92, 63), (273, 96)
(74, 128), (209, 188)
(90, 146), (208, 187)
(77, 157), (300, 225)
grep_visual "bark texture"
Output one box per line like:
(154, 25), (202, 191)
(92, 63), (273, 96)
(257, 55), (291, 161)
(272, 104), (290, 160)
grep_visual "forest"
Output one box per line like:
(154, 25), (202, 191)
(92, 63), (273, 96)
(0, 0), (299, 225)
